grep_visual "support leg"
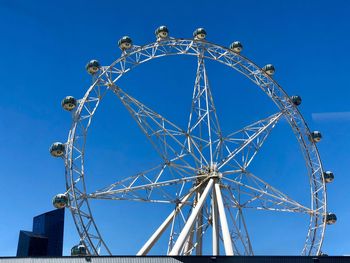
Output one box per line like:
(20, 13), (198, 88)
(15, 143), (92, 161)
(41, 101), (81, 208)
(169, 179), (214, 255)
(137, 191), (193, 255)
(212, 186), (220, 255)
(215, 182), (234, 255)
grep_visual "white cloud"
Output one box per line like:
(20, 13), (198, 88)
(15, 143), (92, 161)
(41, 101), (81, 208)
(312, 112), (350, 122)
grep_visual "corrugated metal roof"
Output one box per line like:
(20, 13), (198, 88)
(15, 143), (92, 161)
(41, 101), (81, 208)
(1, 256), (349, 263)
(0, 257), (182, 263)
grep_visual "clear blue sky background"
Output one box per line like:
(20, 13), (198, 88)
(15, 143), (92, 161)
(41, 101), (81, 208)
(0, 0), (349, 256)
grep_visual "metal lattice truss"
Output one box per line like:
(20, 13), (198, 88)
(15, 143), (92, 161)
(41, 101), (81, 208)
(64, 39), (327, 256)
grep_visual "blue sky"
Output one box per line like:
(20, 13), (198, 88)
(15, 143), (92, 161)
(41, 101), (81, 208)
(0, 0), (350, 256)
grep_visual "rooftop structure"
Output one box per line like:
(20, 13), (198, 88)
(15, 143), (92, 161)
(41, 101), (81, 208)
(16, 209), (64, 257)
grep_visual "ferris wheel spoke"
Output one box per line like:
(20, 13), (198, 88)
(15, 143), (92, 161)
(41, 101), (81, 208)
(186, 51), (223, 167)
(217, 111), (284, 170)
(221, 171), (314, 215)
(222, 187), (254, 255)
(87, 164), (202, 204)
(107, 83), (202, 168)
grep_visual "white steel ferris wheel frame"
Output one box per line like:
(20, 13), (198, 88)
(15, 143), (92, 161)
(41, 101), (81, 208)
(64, 38), (327, 256)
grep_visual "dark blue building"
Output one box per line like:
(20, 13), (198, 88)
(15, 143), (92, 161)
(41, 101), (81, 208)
(16, 231), (48, 256)
(16, 209), (65, 257)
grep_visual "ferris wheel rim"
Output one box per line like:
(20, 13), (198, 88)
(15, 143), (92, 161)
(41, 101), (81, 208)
(64, 38), (327, 256)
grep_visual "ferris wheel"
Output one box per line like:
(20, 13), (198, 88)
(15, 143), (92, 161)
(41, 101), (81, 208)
(50, 26), (336, 256)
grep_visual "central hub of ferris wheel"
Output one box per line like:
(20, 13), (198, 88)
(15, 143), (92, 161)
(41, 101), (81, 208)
(196, 163), (223, 181)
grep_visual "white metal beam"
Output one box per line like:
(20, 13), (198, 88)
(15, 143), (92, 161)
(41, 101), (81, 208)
(214, 182), (234, 255)
(212, 185), (220, 255)
(137, 191), (193, 255)
(169, 179), (214, 255)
